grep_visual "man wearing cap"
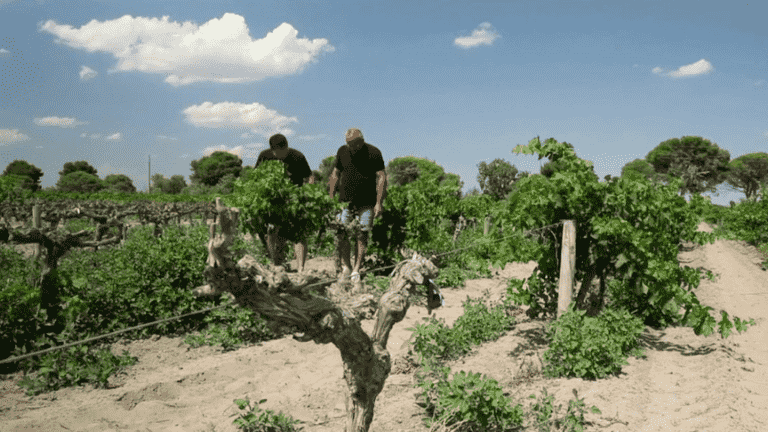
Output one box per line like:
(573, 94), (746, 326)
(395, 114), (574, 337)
(328, 128), (387, 290)
(255, 133), (315, 273)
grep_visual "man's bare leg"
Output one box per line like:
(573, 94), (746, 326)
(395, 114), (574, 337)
(295, 241), (307, 272)
(352, 231), (369, 274)
(337, 232), (353, 271)
(266, 232), (286, 267)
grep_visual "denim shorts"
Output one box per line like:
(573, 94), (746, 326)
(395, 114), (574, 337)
(337, 205), (374, 231)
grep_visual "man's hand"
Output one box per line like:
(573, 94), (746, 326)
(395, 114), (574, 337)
(374, 202), (383, 218)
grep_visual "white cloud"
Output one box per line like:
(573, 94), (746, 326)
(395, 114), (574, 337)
(240, 132), (251, 139)
(184, 101), (297, 137)
(39, 13), (335, 86)
(454, 22), (500, 49)
(0, 48), (9, 54)
(295, 134), (326, 141)
(88, 133), (101, 139)
(633, 64), (639, 68)
(81, 132), (87, 137)
(652, 59), (714, 78)
(0, 129), (30, 143)
(157, 135), (178, 140)
(201, 142), (265, 159)
(105, 132), (122, 140)
(79, 65), (97, 81)
(754, 79), (765, 87)
(34, 116), (87, 127)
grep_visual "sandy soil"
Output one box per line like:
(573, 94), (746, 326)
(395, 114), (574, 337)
(1, 221), (767, 431)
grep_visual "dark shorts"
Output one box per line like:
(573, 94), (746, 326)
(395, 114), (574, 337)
(337, 205), (374, 232)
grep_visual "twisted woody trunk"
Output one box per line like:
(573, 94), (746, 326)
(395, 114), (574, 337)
(194, 198), (442, 432)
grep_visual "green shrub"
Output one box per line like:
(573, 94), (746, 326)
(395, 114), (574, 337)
(417, 364), (524, 431)
(505, 269), (559, 319)
(232, 397), (303, 432)
(542, 306), (645, 380)
(528, 387), (601, 432)
(408, 298), (514, 362)
(17, 343), (137, 395)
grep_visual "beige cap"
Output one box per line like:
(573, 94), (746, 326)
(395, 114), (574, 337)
(345, 128), (363, 142)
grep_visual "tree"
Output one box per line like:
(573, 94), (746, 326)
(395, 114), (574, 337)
(2, 160), (44, 192)
(56, 171), (105, 193)
(645, 136), (731, 196)
(190, 151), (242, 187)
(477, 158), (519, 200)
(59, 161), (98, 178)
(386, 158), (421, 187)
(620, 159), (666, 184)
(168, 175), (187, 194)
(150, 174), (188, 194)
(103, 174), (137, 193)
(723, 152), (768, 201)
(463, 187), (481, 198)
(313, 156), (336, 192)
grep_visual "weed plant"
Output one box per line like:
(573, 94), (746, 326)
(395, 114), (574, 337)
(232, 397), (304, 432)
(542, 305), (646, 380)
(527, 388), (601, 432)
(416, 363), (525, 431)
(407, 298), (515, 363)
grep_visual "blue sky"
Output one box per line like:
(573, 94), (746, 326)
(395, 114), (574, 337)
(1, 0), (766, 206)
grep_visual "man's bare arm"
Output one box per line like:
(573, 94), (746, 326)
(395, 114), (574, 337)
(376, 170), (387, 206)
(328, 168), (340, 198)
(305, 174), (315, 185)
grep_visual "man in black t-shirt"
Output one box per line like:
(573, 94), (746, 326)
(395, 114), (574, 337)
(255, 133), (314, 272)
(328, 128), (387, 290)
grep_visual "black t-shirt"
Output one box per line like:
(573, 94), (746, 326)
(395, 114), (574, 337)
(335, 142), (385, 207)
(255, 148), (312, 187)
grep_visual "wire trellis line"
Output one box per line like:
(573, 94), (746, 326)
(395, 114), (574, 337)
(0, 219), (568, 366)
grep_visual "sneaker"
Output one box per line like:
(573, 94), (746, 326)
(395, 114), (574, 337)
(338, 267), (351, 285)
(350, 272), (363, 291)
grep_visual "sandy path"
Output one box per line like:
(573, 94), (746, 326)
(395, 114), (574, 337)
(1, 221), (766, 431)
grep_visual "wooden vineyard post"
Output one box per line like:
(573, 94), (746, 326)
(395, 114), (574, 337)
(557, 220), (576, 318)
(33, 204), (41, 257)
(484, 214), (491, 236)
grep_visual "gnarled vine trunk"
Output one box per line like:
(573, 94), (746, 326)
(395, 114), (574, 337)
(194, 198), (442, 432)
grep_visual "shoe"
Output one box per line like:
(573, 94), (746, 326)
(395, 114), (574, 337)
(350, 272), (363, 291)
(338, 267), (351, 285)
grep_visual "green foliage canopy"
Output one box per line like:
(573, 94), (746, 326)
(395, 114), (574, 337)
(56, 171), (105, 193)
(103, 174), (137, 193)
(725, 152), (768, 201)
(2, 160), (44, 192)
(477, 158), (519, 200)
(59, 161), (98, 178)
(645, 136), (731, 196)
(223, 160), (343, 243)
(190, 151), (242, 187)
(502, 136), (752, 338)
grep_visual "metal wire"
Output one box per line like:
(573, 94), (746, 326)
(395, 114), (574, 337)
(0, 219), (566, 366)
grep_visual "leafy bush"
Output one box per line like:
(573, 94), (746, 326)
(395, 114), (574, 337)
(17, 343), (137, 395)
(185, 295), (274, 351)
(416, 364), (524, 431)
(224, 160), (342, 244)
(505, 270), (558, 319)
(542, 306), (645, 380)
(232, 397), (303, 432)
(408, 298), (514, 362)
(527, 388), (601, 432)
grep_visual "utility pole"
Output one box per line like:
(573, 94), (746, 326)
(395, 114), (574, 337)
(148, 155), (151, 194)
